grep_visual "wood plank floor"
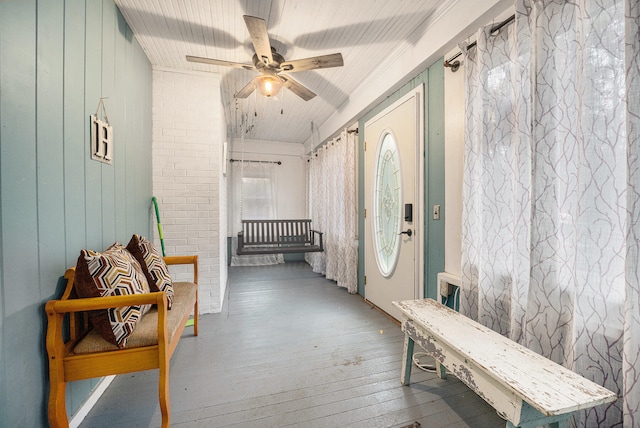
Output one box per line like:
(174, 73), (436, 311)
(80, 262), (504, 427)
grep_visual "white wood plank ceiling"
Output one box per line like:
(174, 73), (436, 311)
(114, 0), (454, 144)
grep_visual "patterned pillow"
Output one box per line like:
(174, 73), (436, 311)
(74, 243), (152, 348)
(126, 234), (174, 309)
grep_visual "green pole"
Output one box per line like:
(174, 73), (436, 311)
(151, 196), (166, 256)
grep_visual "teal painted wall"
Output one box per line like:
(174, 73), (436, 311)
(357, 59), (446, 300)
(0, 1), (153, 426)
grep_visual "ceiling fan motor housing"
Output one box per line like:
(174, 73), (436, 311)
(253, 49), (285, 70)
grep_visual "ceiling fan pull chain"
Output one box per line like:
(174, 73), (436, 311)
(239, 112), (246, 221)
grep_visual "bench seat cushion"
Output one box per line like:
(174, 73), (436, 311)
(73, 281), (197, 354)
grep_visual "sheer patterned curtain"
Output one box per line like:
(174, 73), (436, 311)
(461, 0), (640, 425)
(306, 129), (358, 293)
(229, 160), (284, 266)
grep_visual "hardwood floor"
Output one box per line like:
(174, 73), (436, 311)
(80, 262), (504, 427)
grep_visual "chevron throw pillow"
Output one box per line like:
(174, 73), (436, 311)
(127, 234), (174, 309)
(75, 242), (152, 348)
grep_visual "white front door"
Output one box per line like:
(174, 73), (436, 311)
(364, 87), (424, 320)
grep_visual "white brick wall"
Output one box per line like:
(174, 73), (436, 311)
(152, 68), (227, 314)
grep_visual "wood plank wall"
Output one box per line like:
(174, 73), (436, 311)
(0, 1), (153, 426)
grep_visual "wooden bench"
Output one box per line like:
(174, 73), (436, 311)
(237, 219), (323, 255)
(45, 255), (199, 428)
(393, 299), (617, 428)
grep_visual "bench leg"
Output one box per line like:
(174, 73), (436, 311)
(506, 420), (568, 428)
(193, 298), (199, 336)
(506, 401), (571, 428)
(48, 378), (69, 428)
(159, 362), (170, 427)
(435, 360), (447, 379)
(401, 334), (415, 385)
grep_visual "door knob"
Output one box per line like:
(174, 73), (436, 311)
(399, 229), (412, 237)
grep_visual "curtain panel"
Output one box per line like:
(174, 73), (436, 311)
(461, 0), (640, 425)
(306, 130), (358, 293)
(229, 161), (284, 266)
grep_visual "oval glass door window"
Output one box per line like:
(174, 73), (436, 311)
(373, 131), (402, 277)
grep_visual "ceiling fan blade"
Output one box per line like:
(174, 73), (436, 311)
(280, 53), (344, 72)
(280, 75), (316, 101)
(186, 55), (255, 70)
(234, 77), (260, 98)
(243, 15), (273, 66)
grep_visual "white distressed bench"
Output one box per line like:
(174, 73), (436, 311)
(393, 299), (617, 428)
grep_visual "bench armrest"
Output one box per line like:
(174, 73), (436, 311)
(45, 291), (167, 315)
(163, 255), (197, 266)
(163, 255), (198, 284)
(237, 232), (245, 252)
(311, 229), (324, 250)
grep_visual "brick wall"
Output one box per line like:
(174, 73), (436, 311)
(152, 68), (227, 313)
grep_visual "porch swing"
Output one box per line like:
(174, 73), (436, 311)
(236, 218), (324, 255)
(233, 110), (323, 256)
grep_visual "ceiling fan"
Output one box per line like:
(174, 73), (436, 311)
(186, 15), (344, 101)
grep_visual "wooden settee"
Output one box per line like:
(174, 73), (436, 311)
(45, 255), (199, 428)
(237, 219), (323, 255)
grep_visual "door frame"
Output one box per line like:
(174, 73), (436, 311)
(363, 84), (425, 306)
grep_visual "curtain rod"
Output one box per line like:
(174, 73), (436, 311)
(444, 14), (516, 71)
(229, 159), (282, 165)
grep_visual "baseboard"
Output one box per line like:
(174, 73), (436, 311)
(69, 375), (115, 428)
(364, 297), (401, 326)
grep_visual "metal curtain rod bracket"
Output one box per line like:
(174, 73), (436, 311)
(444, 14), (516, 72)
(229, 158), (282, 165)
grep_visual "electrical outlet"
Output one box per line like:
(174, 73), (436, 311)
(440, 281), (452, 297)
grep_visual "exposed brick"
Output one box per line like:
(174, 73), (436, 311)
(152, 69), (226, 314)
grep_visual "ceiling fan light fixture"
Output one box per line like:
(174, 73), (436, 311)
(257, 76), (282, 97)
